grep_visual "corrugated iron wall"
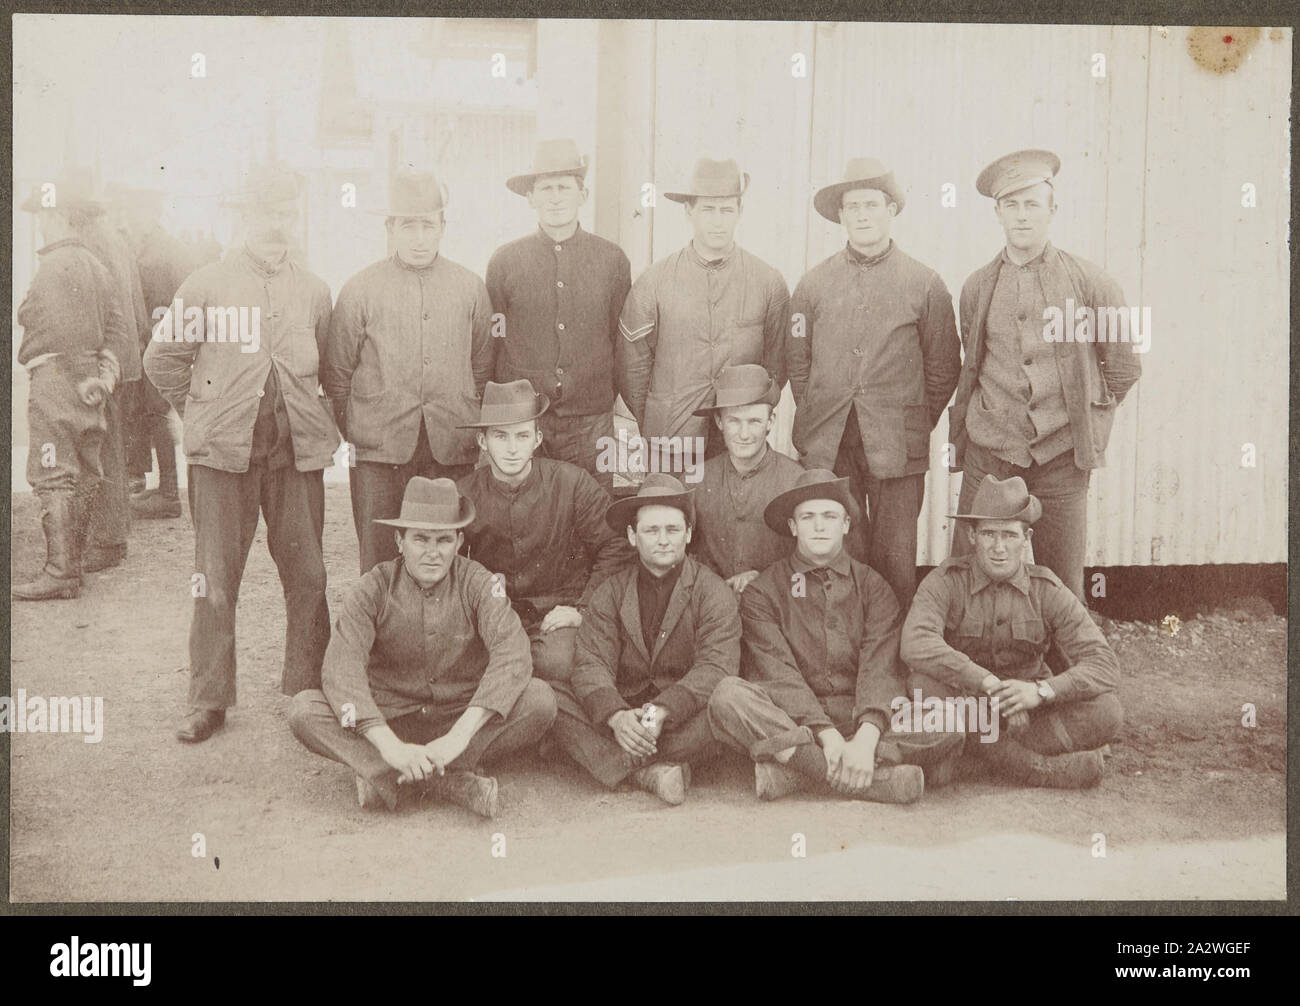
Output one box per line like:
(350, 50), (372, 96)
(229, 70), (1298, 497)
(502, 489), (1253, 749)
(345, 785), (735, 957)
(605, 21), (1290, 565)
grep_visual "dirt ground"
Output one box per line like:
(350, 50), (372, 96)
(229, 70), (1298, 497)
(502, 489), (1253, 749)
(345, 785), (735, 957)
(5, 485), (1287, 903)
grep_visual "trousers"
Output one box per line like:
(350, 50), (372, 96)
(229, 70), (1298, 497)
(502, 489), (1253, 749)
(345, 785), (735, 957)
(832, 411), (926, 606)
(186, 461), (331, 710)
(538, 410), (616, 494)
(289, 678), (557, 789)
(548, 680), (724, 788)
(908, 669), (1122, 756)
(952, 440), (1091, 601)
(85, 385), (131, 551)
(706, 676), (963, 767)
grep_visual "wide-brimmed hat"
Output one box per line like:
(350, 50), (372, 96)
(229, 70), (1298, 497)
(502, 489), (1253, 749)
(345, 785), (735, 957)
(457, 379), (550, 429)
(366, 170), (449, 218)
(975, 149), (1061, 201)
(221, 161), (303, 210)
(664, 157), (749, 203)
(813, 157), (906, 222)
(19, 167), (106, 216)
(948, 475), (1042, 525)
(374, 476), (475, 530)
(606, 474), (695, 533)
(763, 468), (861, 534)
(692, 364), (781, 416)
(506, 139), (589, 196)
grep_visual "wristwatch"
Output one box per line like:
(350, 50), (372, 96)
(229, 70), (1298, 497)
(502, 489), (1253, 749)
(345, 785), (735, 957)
(1035, 680), (1055, 703)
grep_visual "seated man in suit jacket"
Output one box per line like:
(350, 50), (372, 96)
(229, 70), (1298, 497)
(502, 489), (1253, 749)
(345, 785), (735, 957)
(548, 474), (740, 806)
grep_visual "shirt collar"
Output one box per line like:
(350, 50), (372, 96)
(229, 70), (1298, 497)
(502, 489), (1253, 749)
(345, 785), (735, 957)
(638, 559), (684, 591)
(487, 460), (538, 497)
(242, 245), (289, 278)
(844, 239), (895, 267)
(36, 238), (85, 256)
(968, 559), (1032, 597)
(535, 223), (584, 247)
(726, 443), (772, 479)
(396, 554), (455, 599)
(687, 240), (735, 270)
(791, 546), (852, 577)
(391, 251), (441, 274)
(1000, 240), (1054, 269)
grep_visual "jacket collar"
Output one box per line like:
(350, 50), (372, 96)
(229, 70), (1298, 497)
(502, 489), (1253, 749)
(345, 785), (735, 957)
(621, 556), (698, 667)
(241, 245), (290, 279)
(391, 251), (441, 274)
(791, 546), (852, 577)
(1000, 240), (1055, 269)
(687, 240), (736, 270)
(844, 239), (895, 267)
(535, 223), (585, 247)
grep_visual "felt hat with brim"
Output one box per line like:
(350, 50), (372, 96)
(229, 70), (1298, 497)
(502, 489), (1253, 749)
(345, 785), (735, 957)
(976, 149), (1061, 201)
(605, 474), (695, 533)
(692, 364), (781, 416)
(220, 162), (303, 210)
(763, 468), (861, 534)
(813, 157), (905, 222)
(948, 475), (1042, 525)
(506, 139), (589, 196)
(457, 379), (550, 429)
(374, 476), (475, 531)
(664, 158), (749, 203)
(366, 170), (449, 217)
(19, 167), (106, 216)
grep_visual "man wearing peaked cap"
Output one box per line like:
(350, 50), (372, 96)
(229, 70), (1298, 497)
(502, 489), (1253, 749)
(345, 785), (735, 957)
(144, 160), (340, 745)
(12, 171), (128, 601)
(323, 169), (495, 573)
(788, 157), (960, 606)
(488, 139), (631, 493)
(618, 156), (789, 464)
(949, 149), (1142, 602)
(689, 364), (804, 595)
(455, 380), (634, 686)
(289, 476), (556, 818)
(708, 469), (961, 804)
(547, 473), (743, 806)
(900, 476), (1123, 789)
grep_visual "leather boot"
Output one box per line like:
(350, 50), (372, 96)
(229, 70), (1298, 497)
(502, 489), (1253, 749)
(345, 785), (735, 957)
(975, 737), (1104, 789)
(14, 493), (81, 601)
(420, 770), (499, 818)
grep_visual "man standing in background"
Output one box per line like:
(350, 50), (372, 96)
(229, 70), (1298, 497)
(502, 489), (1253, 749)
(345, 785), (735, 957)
(324, 170), (494, 573)
(618, 157), (788, 464)
(488, 139), (631, 492)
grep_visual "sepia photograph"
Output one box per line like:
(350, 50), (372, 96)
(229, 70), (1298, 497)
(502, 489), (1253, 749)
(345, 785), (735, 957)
(5, 13), (1290, 906)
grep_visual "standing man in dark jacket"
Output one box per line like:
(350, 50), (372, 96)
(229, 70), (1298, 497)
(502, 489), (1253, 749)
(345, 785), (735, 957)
(549, 475), (741, 806)
(13, 176), (126, 600)
(323, 171), (494, 573)
(78, 186), (151, 572)
(144, 162), (339, 743)
(949, 150), (1142, 601)
(487, 139), (631, 492)
(788, 159), (960, 606)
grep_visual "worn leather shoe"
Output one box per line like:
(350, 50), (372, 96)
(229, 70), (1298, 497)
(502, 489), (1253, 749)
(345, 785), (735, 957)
(131, 493), (182, 519)
(176, 708), (225, 743)
(356, 775), (399, 811)
(755, 761), (804, 801)
(857, 764), (925, 804)
(631, 762), (691, 806)
(421, 770), (499, 818)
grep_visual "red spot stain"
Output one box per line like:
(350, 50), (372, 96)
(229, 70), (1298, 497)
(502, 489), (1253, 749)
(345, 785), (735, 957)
(1223, 35), (1234, 44)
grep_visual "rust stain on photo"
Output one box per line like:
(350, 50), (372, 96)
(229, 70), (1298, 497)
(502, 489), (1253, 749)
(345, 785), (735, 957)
(1187, 27), (1263, 74)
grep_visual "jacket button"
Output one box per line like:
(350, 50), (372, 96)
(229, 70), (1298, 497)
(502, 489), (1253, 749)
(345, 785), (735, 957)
(557, 322), (565, 331)
(257, 390), (265, 398)
(556, 367), (564, 376)
(423, 312), (430, 321)
(555, 244), (562, 252)
(424, 357), (431, 366)
(556, 281), (564, 288)
(852, 348), (864, 356)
